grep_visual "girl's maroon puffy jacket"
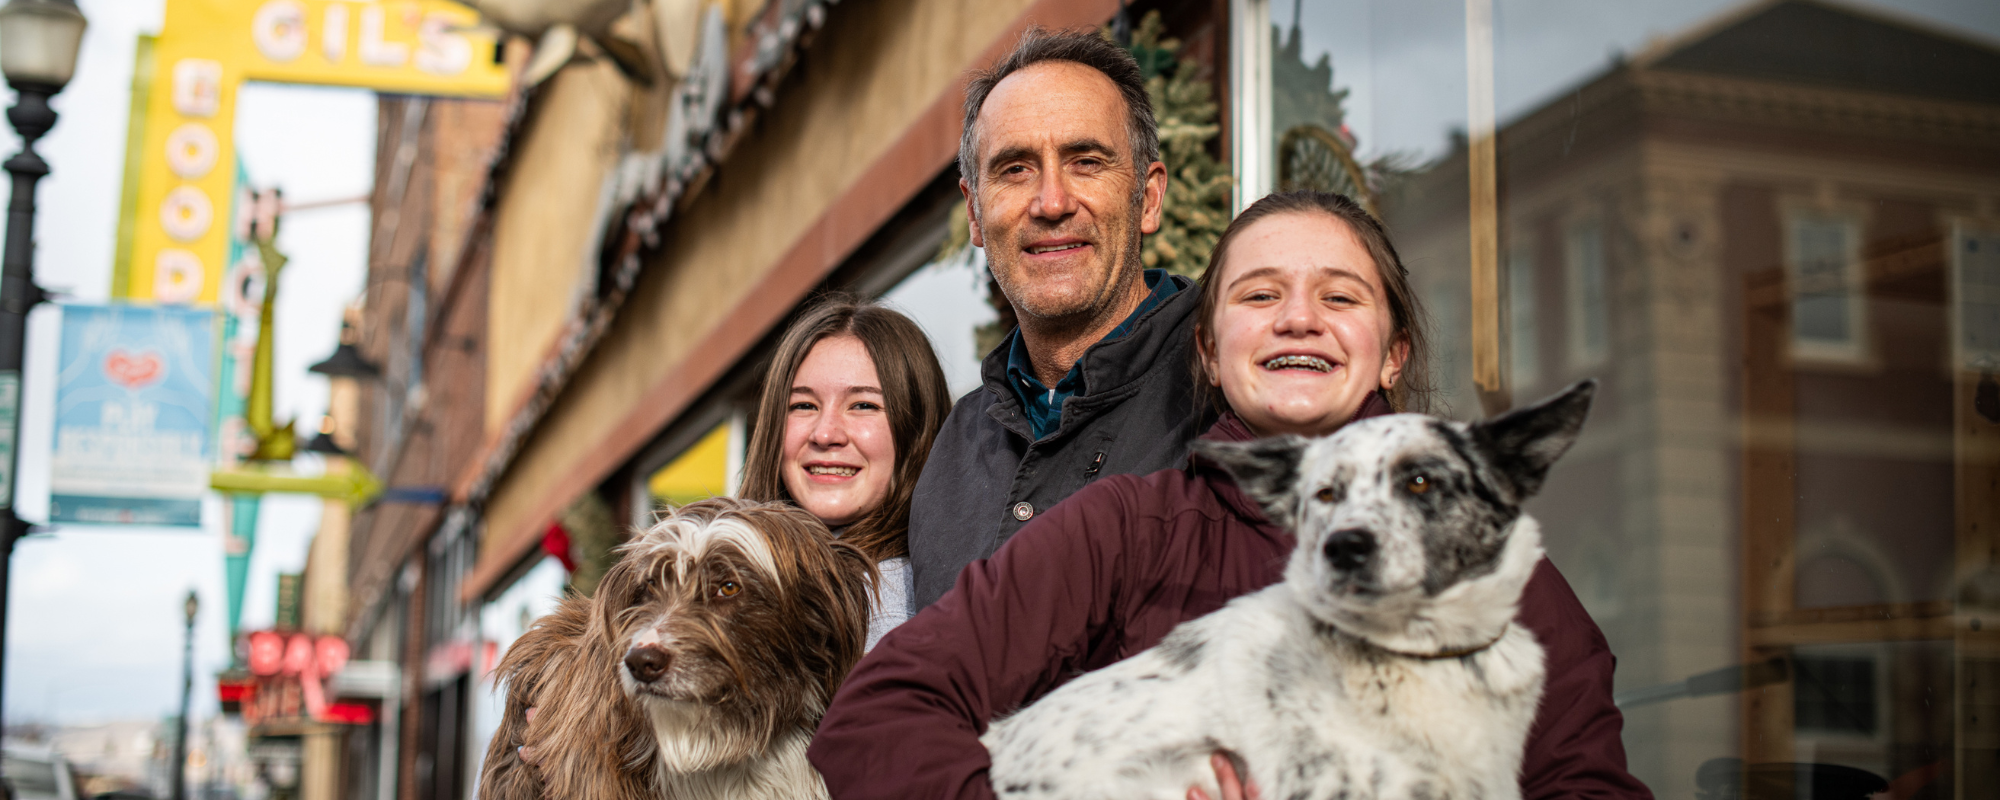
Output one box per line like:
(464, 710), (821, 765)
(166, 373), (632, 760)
(808, 404), (1653, 800)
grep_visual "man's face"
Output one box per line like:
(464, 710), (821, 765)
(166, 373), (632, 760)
(963, 61), (1167, 328)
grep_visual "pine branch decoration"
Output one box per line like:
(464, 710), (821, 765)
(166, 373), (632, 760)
(1122, 11), (1231, 279)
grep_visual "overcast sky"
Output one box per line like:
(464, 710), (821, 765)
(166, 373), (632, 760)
(6, 0), (2000, 728)
(6, 0), (373, 725)
(1291, 0), (2000, 164)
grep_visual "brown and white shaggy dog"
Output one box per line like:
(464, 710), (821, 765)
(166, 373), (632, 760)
(479, 497), (877, 800)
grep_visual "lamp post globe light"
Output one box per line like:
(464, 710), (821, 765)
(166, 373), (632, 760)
(0, 0), (84, 748)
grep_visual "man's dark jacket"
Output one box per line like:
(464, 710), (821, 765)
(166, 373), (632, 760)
(908, 273), (1205, 607)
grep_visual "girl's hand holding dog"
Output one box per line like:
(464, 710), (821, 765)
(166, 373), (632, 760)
(1189, 752), (1260, 800)
(515, 706), (544, 770)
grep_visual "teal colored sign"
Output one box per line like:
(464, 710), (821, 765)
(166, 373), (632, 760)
(50, 304), (216, 526)
(0, 371), (19, 508)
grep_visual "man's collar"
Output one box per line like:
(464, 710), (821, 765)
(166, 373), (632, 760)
(1004, 269), (1175, 393)
(978, 270), (1198, 419)
(1003, 319), (1040, 391)
(1102, 269), (1174, 344)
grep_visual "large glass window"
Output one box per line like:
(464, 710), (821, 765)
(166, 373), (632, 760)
(882, 243), (995, 400)
(1234, 0), (1471, 215)
(1237, 1), (2000, 796)
(469, 556), (568, 797)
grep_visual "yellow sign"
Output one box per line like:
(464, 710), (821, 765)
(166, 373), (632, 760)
(648, 423), (731, 507)
(116, 0), (510, 303)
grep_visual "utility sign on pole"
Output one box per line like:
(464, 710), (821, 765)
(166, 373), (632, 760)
(50, 304), (215, 526)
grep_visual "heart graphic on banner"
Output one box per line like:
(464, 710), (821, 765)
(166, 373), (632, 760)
(104, 350), (165, 389)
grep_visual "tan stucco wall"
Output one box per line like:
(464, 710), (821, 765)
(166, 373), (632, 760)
(479, 0), (1053, 556)
(484, 62), (632, 434)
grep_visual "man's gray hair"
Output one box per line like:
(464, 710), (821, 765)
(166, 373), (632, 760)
(958, 26), (1161, 191)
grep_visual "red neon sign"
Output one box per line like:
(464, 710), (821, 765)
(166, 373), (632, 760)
(236, 630), (363, 725)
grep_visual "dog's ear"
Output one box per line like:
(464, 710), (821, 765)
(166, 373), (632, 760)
(1193, 436), (1308, 529)
(743, 501), (876, 706)
(1470, 379), (1596, 499)
(589, 550), (647, 649)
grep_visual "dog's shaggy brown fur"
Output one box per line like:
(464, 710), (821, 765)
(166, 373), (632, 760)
(479, 498), (876, 800)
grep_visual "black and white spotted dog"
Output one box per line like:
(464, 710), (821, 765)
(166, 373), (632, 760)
(983, 381), (1597, 800)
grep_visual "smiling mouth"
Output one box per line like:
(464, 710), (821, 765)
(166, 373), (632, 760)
(1027, 242), (1087, 255)
(1262, 355), (1334, 372)
(807, 465), (859, 477)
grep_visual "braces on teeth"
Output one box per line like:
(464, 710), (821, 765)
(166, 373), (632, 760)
(1263, 355), (1333, 372)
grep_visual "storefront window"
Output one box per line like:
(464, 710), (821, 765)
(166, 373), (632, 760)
(1233, 0), (1471, 213)
(1237, 1), (2000, 796)
(469, 556), (568, 797)
(882, 244), (996, 399)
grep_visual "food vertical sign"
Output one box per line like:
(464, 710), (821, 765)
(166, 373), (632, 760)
(50, 305), (216, 526)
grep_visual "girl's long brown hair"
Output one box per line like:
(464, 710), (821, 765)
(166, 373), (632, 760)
(739, 295), (952, 562)
(1190, 190), (1434, 414)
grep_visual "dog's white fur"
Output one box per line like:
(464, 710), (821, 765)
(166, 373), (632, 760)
(984, 520), (1544, 800)
(634, 692), (827, 800)
(622, 514), (784, 589)
(983, 400), (1587, 800)
(647, 712), (822, 800)
(482, 498), (873, 800)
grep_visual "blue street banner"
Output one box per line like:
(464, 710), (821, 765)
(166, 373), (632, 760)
(50, 304), (216, 526)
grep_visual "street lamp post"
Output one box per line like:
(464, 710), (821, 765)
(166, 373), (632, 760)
(0, 0), (84, 739)
(173, 591), (198, 800)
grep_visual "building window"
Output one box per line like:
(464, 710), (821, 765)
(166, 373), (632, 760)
(1220, 2), (1997, 793)
(1793, 653), (1878, 737)
(1507, 242), (1540, 392)
(1565, 219), (1608, 369)
(1952, 224), (2000, 372)
(1786, 213), (1867, 362)
(406, 250), (428, 400)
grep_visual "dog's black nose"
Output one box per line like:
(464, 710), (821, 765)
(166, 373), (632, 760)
(625, 646), (672, 683)
(1323, 529), (1376, 572)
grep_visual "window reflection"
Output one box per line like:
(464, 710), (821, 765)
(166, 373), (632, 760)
(1787, 211), (1867, 362)
(1952, 227), (2000, 372)
(1506, 241), (1540, 390)
(1248, 0), (2000, 796)
(1563, 218), (1608, 369)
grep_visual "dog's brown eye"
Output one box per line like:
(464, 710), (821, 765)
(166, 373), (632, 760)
(716, 581), (741, 598)
(1406, 475), (1431, 495)
(1314, 487), (1334, 503)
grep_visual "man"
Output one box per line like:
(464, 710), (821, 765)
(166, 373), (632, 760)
(907, 26), (1204, 607)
